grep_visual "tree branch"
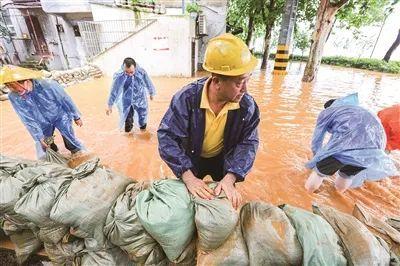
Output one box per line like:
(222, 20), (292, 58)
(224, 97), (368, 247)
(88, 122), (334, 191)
(330, 0), (349, 9)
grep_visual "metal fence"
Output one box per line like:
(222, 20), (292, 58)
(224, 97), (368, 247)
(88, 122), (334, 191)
(77, 19), (156, 60)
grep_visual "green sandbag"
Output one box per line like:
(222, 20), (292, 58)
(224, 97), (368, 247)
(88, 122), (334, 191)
(313, 204), (391, 266)
(240, 202), (302, 265)
(198, 223), (248, 266)
(194, 182), (238, 252)
(9, 229), (42, 265)
(353, 203), (400, 258)
(14, 165), (73, 244)
(135, 179), (195, 261)
(281, 204), (347, 266)
(50, 158), (132, 249)
(104, 182), (167, 264)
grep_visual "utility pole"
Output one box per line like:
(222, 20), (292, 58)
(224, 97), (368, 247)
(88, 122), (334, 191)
(273, 0), (299, 75)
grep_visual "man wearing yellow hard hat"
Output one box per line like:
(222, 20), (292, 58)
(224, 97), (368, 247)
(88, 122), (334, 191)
(0, 65), (85, 158)
(157, 33), (260, 209)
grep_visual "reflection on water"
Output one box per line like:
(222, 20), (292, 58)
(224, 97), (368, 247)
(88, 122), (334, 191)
(1, 61), (399, 218)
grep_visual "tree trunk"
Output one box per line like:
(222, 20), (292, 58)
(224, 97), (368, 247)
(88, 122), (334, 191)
(383, 29), (400, 62)
(245, 15), (255, 46)
(302, 0), (348, 82)
(261, 23), (273, 69)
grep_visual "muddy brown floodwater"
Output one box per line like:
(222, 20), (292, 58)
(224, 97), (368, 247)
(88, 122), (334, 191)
(1, 61), (400, 219)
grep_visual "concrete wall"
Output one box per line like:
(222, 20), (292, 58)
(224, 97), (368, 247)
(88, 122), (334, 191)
(91, 5), (196, 77)
(197, 5), (227, 66)
(41, 0), (91, 14)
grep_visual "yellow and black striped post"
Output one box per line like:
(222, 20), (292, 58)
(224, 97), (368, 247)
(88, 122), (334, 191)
(272, 0), (298, 75)
(273, 44), (290, 75)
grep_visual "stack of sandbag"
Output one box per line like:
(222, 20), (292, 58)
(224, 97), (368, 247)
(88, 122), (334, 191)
(353, 203), (400, 261)
(0, 84), (9, 101)
(104, 182), (169, 265)
(313, 204), (391, 265)
(0, 155), (45, 264)
(50, 65), (103, 86)
(193, 182), (238, 252)
(197, 222), (248, 266)
(49, 158), (132, 250)
(240, 202), (303, 265)
(135, 179), (196, 263)
(13, 161), (74, 244)
(280, 204), (347, 266)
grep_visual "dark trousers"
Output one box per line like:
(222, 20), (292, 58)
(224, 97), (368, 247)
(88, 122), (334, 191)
(44, 126), (80, 154)
(197, 152), (224, 181)
(125, 106), (147, 132)
(316, 156), (365, 177)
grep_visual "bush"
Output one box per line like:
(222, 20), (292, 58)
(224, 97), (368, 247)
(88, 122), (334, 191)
(256, 53), (400, 74)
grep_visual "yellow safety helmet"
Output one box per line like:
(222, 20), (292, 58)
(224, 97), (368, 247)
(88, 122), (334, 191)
(0, 65), (43, 84)
(202, 33), (257, 76)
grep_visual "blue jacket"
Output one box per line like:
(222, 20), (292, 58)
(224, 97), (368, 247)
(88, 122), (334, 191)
(8, 79), (84, 158)
(107, 65), (156, 128)
(157, 77), (260, 181)
(306, 94), (398, 187)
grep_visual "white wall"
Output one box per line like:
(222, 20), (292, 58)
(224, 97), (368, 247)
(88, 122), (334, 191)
(91, 6), (194, 77)
(41, 0), (91, 14)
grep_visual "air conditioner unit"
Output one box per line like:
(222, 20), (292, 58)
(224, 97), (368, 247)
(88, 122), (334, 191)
(197, 14), (207, 36)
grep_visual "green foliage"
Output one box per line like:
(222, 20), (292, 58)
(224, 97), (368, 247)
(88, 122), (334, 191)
(287, 55), (400, 73)
(186, 2), (201, 14)
(336, 0), (392, 29)
(293, 27), (311, 54)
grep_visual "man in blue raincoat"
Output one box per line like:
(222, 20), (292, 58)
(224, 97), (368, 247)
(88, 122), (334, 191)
(305, 93), (398, 193)
(157, 34), (259, 209)
(106, 57), (155, 132)
(0, 65), (85, 159)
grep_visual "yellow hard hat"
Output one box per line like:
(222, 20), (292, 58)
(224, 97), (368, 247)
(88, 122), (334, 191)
(0, 65), (43, 84)
(202, 33), (257, 76)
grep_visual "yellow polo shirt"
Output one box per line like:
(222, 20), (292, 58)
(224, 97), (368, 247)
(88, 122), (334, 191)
(200, 78), (240, 158)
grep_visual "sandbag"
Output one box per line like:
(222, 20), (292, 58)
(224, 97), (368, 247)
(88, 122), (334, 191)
(50, 158), (132, 249)
(44, 148), (69, 167)
(313, 204), (391, 265)
(44, 235), (85, 266)
(14, 165), (73, 243)
(104, 182), (166, 264)
(240, 202), (302, 265)
(0, 155), (37, 175)
(281, 204), (347, 266)
(388, 218), (400, 232)
(173, 235), (197, 266)
(193, 182), (238, 251)
(9, 229), (42, 264)
(135, 179), (195, 261)
(353, 204), (400, 257)
(79, 246), (132, 266)
(197, 223), (248, 266)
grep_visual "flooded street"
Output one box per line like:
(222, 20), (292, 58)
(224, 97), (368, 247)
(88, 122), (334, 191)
(1, 61), (399, 218)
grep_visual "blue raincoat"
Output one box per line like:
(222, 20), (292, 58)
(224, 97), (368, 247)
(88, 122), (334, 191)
(157, 77), (260, 181)
(306, 93), (398, 187)
(8, 79), (84, 159)
(107, 65), (156, 129)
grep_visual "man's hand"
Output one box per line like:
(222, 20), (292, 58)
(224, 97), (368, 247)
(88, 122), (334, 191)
(150, 95), (154, 101)
(215, 173), (242, 209)
(40, 138), (49, 150)
(74, 118), (83, 127)
(182, 170), (214, 200)
(106, 106), (112, 115)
